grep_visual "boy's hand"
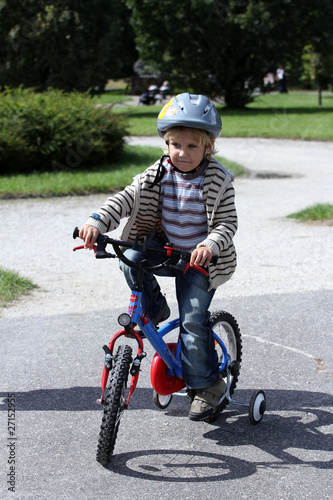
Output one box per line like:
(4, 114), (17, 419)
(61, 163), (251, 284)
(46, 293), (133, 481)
(190, 246), (213, 268)
(79, 224), (100, 250)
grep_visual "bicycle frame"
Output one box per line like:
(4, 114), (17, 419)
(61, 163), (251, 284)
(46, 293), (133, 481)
(72, 227), (228, 408)
(100, 286), (229, 409)
(73, 227), (266, 433)
(127, 288), (229, 376)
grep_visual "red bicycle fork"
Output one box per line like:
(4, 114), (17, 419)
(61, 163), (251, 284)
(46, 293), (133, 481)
(99, 328), (145, 408)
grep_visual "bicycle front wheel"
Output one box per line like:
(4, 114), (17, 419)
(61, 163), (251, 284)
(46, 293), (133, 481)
(211, 310), (242, 413)
(96, 344), (132, 466)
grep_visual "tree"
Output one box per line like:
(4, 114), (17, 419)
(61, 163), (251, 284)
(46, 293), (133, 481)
(0, 0), (137, 92)
(126, 0), (333, 108)
(299, 2), (333, 105)
(301, 46), (333, 105)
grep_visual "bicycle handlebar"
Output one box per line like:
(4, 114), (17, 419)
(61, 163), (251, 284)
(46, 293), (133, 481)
(73, 227), (216, 275)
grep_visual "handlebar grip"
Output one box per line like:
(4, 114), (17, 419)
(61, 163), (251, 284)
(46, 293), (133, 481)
(95, 234), (113, 259)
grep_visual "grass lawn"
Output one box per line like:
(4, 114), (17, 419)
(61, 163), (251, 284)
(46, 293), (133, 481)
(0, 267), (38, 308)
(0, 146), (245, 198)
(94, 92), (129, 105)
(287, 203), (333, 222)
(1, 92), (332, 200)
(110, 93), (333, 140)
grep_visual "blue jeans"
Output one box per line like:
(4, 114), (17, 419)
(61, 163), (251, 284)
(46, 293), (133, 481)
(119, 239), (220, 389)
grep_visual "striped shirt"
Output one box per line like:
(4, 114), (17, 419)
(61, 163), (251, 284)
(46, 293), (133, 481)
(85, 158), (237, 290)
(159, 159), (208, 252)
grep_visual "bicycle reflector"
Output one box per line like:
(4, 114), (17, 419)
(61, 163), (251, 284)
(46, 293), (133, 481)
(118, 313), (131, 327)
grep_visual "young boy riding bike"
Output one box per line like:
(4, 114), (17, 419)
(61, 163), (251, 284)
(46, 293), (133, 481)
(79, 93), (237, 421)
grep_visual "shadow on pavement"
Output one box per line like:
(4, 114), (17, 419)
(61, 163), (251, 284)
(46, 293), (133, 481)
(1, 387), (331, 481)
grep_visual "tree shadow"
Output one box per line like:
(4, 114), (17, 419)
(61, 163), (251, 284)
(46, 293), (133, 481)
(124, 99), (333, 119)
(0, 387), (155, 412)
(219, 105), (333, 117)
(126, 109), (160, 119)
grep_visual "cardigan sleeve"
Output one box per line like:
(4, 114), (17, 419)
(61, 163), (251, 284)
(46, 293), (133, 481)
(85, 183), (136, 233)
(84, 160), (161, 234)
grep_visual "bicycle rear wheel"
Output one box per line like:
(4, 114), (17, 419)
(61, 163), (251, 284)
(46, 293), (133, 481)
(96, 344), (132, 466)
(210, 310), (242, 413)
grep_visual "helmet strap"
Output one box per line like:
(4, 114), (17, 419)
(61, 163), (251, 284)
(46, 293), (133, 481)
(169, 156), (207, 174)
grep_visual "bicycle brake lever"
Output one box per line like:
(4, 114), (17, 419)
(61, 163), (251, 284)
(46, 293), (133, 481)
(170, 255), (217, 276)
(73, 226), (98, 255)
(183, 254), (218, 276)
(184, 263), (209, 277)
(73, 244), (97, 256)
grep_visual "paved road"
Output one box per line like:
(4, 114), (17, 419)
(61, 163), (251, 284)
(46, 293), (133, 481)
(0, 138), (332, 499)
(0, 291), (332, 499)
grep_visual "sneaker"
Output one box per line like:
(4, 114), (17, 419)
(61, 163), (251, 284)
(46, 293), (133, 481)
(133, 296), (170, 339)
(188, 377), (226, 421)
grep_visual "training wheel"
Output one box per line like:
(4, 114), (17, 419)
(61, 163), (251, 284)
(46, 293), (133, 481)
(248, 390), (266, 424)
(153, 391), (173, 410)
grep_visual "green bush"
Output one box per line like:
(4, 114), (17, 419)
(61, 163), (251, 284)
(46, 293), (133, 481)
(0, 88), (128, 175)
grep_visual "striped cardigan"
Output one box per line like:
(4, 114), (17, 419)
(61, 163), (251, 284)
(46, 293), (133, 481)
(85, 158), (237, 290)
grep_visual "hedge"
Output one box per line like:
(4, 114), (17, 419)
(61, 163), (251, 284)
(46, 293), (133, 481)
(0, 88), (128, 175)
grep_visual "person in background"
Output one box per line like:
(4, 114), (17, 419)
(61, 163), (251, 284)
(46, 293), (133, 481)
(276, 65), (288, 93)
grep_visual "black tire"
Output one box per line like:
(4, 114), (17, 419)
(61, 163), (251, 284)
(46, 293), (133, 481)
(96, 344), (132, 466)
(248, 390), (266, 425)
(210, 310), (242, 413)
(153, 391), (173, 410)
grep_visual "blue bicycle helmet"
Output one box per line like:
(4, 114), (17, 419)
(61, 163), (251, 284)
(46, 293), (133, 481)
(157, 93), (222, 139)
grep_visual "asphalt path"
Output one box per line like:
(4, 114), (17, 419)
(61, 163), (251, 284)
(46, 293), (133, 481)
(0, 292), (332, 499)
(0, 138), (332, 499)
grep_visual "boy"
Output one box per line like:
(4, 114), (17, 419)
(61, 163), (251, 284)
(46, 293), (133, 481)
(79, 93), (237, 421)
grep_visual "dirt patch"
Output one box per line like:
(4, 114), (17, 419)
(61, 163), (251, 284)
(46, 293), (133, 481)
(304, 218), (333, 226)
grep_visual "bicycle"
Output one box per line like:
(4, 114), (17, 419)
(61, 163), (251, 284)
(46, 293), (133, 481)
(73, 227), (266, 466)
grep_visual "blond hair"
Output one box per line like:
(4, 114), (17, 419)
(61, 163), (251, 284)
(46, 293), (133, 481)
(163, 126), (217, 160)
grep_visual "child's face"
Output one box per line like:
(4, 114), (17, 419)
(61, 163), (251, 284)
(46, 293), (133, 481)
(168, 130), (211, 172)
